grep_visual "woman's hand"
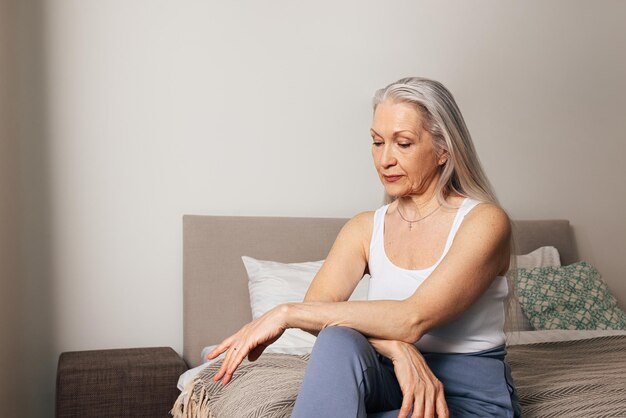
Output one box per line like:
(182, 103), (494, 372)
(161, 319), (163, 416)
(368, 338), (449, 418)
(206, 305), (289, 385)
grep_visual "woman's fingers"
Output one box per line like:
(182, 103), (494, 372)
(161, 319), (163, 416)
(214, 349), (232, 382)
(224, 344), (250, 384)
(416, 362), (446, 418)
(208, 339), (237, 381)
(398, 390), (414, 418)
(389, 344), (449, 418)
(213, 338), (241, 382)
(422, 383), (435, 418)
(413, 384), (425, 418)
(211, 309), (287, 385)
(214, 331), (264, 383)
(206, 348), (219, 360)
(215, 343), (245, 383)
(401, 374), (443, 418)
(436, 382), (449, 418)
(207, 334), (236, 360)
(399, 384), (440, 418)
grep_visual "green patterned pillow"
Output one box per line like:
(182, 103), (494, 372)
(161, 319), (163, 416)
(515, 261), (626, 330)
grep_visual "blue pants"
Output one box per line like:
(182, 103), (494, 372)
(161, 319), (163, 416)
(292, 326), (522, 418)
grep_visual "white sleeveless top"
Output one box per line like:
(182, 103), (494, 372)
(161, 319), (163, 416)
(367, 197), (508, 353)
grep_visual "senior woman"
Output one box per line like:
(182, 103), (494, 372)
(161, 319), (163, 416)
(207, 77), (522, 418)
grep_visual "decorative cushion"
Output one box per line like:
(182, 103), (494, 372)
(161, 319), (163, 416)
(506, 246), (562, 332)
(515, 261), (626, 330)
(241, 256), (369, 354)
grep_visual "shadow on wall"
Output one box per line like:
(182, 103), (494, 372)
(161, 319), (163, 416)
(1, 0), (56, 417)
(1, 1), (24, 416)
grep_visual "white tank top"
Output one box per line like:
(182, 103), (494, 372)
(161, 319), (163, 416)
(367, 197), (508, 353)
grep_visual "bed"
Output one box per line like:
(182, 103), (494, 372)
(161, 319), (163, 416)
(171, 215), (626, 418)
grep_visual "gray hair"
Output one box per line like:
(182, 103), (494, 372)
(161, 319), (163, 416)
(372, 77), (521, 333)
(373, 77), (498, 209)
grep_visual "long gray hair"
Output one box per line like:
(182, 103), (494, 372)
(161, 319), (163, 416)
(373, 77), (498, 208)
(372, 77), (521, 332)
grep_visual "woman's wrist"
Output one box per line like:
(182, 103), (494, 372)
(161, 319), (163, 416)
(391, 341), (420, 363)
(276, 303), (292, 329)
(369, 338), (405, 360)
(279, 302), (330, 335)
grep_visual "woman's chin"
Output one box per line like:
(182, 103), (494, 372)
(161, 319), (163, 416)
(383, 188), (405, 198)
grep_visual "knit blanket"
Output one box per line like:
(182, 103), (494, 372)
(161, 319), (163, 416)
(507, 335), (626, 417)
(171, 353), (310, 418)
(171, 336), (626, 418)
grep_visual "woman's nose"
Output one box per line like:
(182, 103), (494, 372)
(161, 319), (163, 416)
(380, 144), (397, 168)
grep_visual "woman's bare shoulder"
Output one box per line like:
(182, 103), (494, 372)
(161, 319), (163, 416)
(466, 202), (511, 230)
(343, 210), (375, 242)
(350, 210), (376, 229)
(314, 211), (376, 283)
(461, 202), (511, 243)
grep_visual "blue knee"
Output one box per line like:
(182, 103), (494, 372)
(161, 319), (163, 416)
(314, 326), (370, 357)
(294, 326), (373, 418)
(316, 326), (365, 344)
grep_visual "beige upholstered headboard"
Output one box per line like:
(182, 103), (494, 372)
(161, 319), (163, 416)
(182, 215), (578, 368)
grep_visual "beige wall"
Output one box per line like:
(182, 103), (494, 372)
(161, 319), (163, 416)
(0, 0), (22, 415)
(2, 1), (54, 416)
(8, 0), (626, 416)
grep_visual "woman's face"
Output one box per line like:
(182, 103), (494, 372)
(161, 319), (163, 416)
(370, 99), (443, 199)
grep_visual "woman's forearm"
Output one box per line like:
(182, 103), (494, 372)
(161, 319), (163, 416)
(283, 300), (421, 344)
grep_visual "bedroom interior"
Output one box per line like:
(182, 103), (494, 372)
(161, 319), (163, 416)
(2, 1), (625, 417)
(164, 216), (626, 417)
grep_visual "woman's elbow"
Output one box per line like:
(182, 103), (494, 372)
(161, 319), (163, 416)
(399, 303), (426, 344)
(402, 321), (425, 344)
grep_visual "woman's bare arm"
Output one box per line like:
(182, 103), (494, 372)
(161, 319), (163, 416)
(303, 211), (372, 303)
(208, 203), (509, 386)
(299, 211), (373, 337)
(284, 203), (511, 344)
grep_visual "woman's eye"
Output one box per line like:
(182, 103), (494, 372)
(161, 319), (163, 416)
(372, 142), (383, 147)
(398, 143), (412, 149)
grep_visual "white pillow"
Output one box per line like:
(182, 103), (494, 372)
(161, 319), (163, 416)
(241, 256), (369, 354)
(184, 257), (369, 390)
(506, 246), (562, 331)
(514, 246), (561, 269)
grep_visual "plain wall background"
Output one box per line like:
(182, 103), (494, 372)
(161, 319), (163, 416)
(4, 1), (625, 416)
(3, 0), (53, 416)
(1, 0), (23, 415)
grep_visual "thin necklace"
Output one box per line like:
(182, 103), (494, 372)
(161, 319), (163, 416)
(396, 201), (442, 230)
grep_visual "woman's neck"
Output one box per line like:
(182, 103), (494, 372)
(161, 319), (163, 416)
(396, 193), (441, 219)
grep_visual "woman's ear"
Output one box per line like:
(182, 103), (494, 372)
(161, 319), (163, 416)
(438, 151), (449, 166)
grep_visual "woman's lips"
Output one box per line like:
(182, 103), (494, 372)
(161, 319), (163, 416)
(383, 175), (402, 182)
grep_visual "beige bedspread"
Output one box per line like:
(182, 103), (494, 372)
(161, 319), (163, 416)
(171, 335), (626, 418)
(172, 353), (310, 418)
(507, 335), (626, 417)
